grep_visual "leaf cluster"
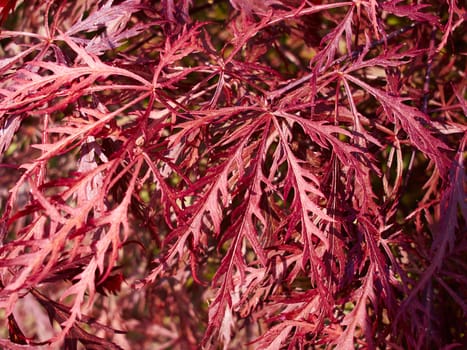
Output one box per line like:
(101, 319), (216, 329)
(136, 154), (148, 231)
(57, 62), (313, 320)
(0, 0), (465, 349)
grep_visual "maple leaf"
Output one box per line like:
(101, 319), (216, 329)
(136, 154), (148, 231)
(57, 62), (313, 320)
(0, 0), (464, 348)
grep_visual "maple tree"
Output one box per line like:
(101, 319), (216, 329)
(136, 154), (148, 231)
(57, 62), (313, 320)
(0, 0), (465, 349)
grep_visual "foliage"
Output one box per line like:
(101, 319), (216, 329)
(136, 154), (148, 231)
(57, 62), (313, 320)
(0, 0), (465, 349)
